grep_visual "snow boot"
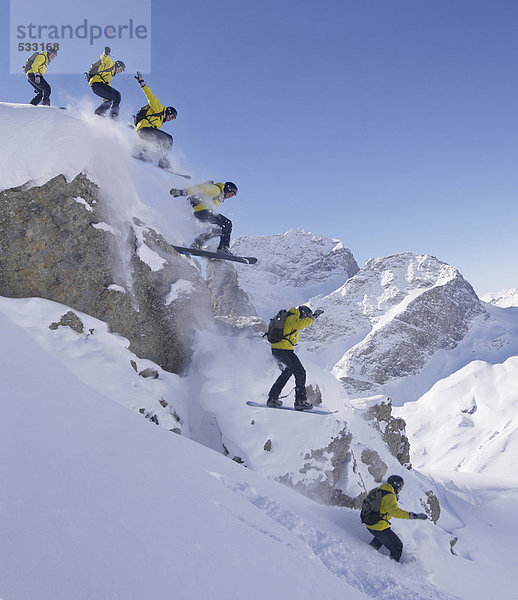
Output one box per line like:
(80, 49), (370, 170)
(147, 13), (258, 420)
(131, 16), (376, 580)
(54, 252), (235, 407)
(294, 399), (313, 411)
(158, 156), (171, 170)
(294, 387), (312, 411)
(217, 245), (233, 255)
(137, 148), (152, 162)
(267, 397), (283, 408)
(191, 234), (211, 250)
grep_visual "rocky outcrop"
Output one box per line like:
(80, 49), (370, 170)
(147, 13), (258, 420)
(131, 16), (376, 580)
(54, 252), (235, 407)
(0, 173), (212, 373)
(360, 449), (388, 482)
(351, 396), (411, 467)
(424, 490), (441, 524)
(206, 260), (257, 318)
(49, 310), (85, 334)
(278, 426), (353, 504)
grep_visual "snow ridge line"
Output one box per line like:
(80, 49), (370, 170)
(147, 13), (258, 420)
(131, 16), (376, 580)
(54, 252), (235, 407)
(210, 473), (460, 600)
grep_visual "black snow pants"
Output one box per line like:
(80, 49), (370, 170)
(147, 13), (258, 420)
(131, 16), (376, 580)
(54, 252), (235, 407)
(91, 82), (121, 118)
(137, 126), (173, 155)
(194, 210), (232, 249)
(27, 73), (51, 106)
(367, 527), (403, 562)
(268, 348), (307, 403)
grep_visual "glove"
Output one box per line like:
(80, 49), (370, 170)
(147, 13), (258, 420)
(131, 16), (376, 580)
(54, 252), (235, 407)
(409, 512), (428, 520)
(312, 309), (324, 318)
(170, 188), (186, 196)
(34, 75), (41, 84)
(135, 71), (145, 87)
(104, 46), (111, 56)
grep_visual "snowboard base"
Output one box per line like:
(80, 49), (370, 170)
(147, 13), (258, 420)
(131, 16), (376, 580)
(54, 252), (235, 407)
(246, 401), (337, 415)
(172, 245), (257, 264)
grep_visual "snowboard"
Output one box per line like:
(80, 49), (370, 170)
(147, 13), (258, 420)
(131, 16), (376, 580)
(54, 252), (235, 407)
(132, 156), (191, 179)
(246, 401), (337, 416)
(171, 245), (257, 265)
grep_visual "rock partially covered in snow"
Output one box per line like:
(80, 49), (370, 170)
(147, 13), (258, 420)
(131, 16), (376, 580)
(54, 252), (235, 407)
(0, 173), (212, 373)
(351, 395), (410, 468)
(206, 260), (257, 319)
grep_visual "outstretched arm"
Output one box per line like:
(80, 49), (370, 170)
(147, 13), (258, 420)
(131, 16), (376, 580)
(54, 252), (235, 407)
(135, 72), (165, 113)
(99, 52), (115, 70)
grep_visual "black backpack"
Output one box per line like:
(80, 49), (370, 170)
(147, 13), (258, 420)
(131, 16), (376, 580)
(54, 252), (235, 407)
(133, 104), (165, 127)
(133, 104), (150, 126)
(85, 59), (102, 81)
(22, 51), (41, 73)
(85, 59), (115, 82)
(264, 309), (295, 344)
(360, 487), (391, 526)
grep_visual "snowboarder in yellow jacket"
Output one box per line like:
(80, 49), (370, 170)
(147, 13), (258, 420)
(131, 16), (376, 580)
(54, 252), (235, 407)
(26, 48), (57, 106)
(365, 475), (428, 562)
(88, 46), (125, 118)
(267, 305), (323, 410)
(134, 71), (177, 169)
(170, 181), (238, 253)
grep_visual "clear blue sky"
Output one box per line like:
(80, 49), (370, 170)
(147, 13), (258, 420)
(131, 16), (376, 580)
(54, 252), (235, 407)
(2, 0), (517, 295)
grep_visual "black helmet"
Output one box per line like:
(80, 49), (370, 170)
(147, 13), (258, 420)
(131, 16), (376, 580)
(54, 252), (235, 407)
(165, 106), (177, 118)
(298, 305), (313, 319)
(224, 181), (238, 195)
(47, 48), (58, 56)
(115, 60), (126, 71)
(387, 474), (405, 492)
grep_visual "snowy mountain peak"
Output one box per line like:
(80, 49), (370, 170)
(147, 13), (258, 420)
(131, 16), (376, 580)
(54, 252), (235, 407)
(233, 228), (359, 286)
(298, 252), (488, 401)
(351, 253), (460, 319)
(231, 228), (359, 319)
(481, 288), (518, 307)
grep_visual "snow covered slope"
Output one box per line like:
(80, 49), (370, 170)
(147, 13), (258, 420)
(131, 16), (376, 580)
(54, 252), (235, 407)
(2, 295), (518, 600)
(396, 353), (518, 479)
(3, 99), (518, 600)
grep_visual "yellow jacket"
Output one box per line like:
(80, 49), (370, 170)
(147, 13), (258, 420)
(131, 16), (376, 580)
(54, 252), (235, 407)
(187, 182), (225, 213)
(366, 483), (410, 531)
(136, 85), (167, 130)
(271, 307), (314, 350)
(88, 52), (116, 85)
(27, 52), (52, 76)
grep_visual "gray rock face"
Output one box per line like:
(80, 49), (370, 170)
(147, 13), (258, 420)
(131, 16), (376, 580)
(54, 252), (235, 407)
(49, 311), (85, 334)
(0, 173), (212, 373)
(206, 260), (257, 318)
(278, 425), (353, 504)
(352, 396), (411, 467)
(424, 490), (441, 524)
(360, 448), (388, 482)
